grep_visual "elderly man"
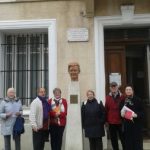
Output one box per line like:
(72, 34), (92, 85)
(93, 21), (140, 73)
(105, 82), (125, 150)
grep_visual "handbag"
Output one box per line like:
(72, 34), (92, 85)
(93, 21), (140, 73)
(13, 116), (25, 139)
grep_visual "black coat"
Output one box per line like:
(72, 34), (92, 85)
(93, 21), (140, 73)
(120, 96), (144, 150)
(81, 99), (105, 138)
(120, 95), (144, 126)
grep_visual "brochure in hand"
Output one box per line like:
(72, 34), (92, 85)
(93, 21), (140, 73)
(121, 106), (134, 120)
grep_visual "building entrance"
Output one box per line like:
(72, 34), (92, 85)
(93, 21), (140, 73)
(105, 27), (150, 137)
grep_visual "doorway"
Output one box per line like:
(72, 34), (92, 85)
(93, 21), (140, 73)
(104, 27), (150, 138)
(126, 44), (148, 100)
(104, 27), (150, 100)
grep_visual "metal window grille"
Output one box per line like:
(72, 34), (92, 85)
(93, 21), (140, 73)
(0, 33), (48, 106)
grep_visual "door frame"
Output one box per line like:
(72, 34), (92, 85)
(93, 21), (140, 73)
(94, 14), (150, 104)
(147, 45), (150, 100)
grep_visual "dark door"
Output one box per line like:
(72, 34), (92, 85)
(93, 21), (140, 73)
(105, 46), (126, 94)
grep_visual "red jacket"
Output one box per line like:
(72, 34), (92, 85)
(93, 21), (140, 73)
(105, 92), (124, 124)
(48, 98), (67, 126)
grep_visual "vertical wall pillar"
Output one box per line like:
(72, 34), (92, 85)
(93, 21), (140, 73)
(94, 21), (107, 149)
(48, 20), (57, 98)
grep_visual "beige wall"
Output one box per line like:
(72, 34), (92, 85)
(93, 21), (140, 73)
(95, 0), (150, 16)
(0, 0), (149, 100)
(0, 1), (95, 101)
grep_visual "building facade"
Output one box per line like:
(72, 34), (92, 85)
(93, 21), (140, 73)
(0, 0), (150, 149)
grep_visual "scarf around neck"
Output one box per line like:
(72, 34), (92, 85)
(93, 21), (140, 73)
(51, 98), (65, 112)
(38, 96), (50, 120)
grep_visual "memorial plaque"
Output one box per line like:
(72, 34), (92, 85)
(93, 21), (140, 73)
(70, 95), (78, 104)
(67, 28), (89, 42)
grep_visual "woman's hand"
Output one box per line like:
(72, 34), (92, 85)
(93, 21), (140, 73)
(55, 112), (60, 117)
(6, 112), (13, 118)
(15, 112), (21, 116)
(32, 126), (38, 132)
(132, 113), (137, 118)
(121, 111), (125, 117)
(121, 109), (125, 117)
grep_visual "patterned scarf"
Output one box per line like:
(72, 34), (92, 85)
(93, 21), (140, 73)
(51, 98), (65, 125)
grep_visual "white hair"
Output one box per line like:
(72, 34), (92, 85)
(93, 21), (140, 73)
(7, 88), (16, 95)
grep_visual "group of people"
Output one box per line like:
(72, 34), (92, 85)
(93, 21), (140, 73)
(0, 82), (144, 150)
(29, 87), (67, 150)
(0, 87), (67, 150)
(82, 82), (144, 150)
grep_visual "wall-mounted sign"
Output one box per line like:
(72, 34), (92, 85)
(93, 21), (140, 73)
(67, 28), (89, 42)
(70, 95), (78, 104)
(109, 73), (122, 86)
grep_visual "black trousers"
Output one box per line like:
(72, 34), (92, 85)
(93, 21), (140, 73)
(124, 123), (143, 150)
(89, 137), (103, 150)
(109, 124), (125, 150)
(4, 135), (21, 150)
(32, 130), (48, 150)
(49, 125), (65, 150)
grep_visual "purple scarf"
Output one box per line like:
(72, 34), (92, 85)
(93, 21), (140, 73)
(38, 96), (51, 120)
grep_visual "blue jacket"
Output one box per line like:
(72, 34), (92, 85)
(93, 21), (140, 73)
(0, 97), (22, 135)
(81, 99), (105, 138)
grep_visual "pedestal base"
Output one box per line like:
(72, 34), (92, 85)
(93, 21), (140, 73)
(65, 81), (83, 150)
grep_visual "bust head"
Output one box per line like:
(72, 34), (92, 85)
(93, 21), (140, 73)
(68, 62), (80, 81)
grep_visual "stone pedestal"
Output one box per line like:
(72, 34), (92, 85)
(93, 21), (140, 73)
(65, 81), (83, 150)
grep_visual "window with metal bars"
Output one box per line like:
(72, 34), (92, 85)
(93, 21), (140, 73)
(0, 33), (48, 106)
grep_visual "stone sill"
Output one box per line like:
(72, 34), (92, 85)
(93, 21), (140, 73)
(0, 0), (81, 3)
(0, 0), (47, 3)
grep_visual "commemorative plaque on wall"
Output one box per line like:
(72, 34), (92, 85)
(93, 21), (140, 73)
(70, 95), (78, 104)
(67, 28), (89, 42)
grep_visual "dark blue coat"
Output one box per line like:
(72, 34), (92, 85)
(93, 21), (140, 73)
(81, 99), (105, 138)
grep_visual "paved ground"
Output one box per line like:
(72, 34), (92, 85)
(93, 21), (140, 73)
(0, 123), (150, 150)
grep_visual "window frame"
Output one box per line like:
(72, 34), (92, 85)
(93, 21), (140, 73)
(0, 19), (57, 104)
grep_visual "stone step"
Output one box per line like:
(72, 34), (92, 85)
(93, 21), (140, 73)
(143, 139), (150, 150)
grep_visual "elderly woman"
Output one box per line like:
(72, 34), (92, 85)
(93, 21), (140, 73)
(0, 88), (23, 150)
(48, 88), (67, 150)
(81, 90), (105, 150)
(29, 88), (51, 150)
(120, 85), (144, 150)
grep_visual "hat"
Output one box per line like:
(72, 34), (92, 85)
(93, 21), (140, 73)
(110, 82), (118, 87)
